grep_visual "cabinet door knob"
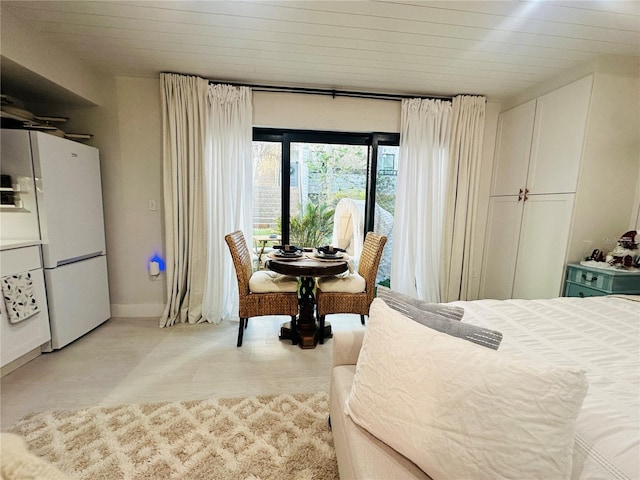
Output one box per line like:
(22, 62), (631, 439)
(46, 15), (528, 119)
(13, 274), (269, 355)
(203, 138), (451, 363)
(518, 188), (523, 201)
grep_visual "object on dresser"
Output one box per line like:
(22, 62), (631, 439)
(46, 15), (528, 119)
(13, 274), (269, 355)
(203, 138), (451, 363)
(606, 230), (638, 269)
(583, 230), (640, 269)
(586, 248), (606, 263)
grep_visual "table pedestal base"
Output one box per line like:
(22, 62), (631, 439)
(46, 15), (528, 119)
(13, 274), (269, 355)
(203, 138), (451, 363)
(279, 321), (332, 349)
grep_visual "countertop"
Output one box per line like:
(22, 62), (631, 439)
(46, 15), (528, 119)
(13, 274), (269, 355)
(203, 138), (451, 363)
(0, 239), (42, 251)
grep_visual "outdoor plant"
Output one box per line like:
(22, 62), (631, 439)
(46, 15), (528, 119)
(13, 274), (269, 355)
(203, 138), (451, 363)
(286, 202), (335, 247)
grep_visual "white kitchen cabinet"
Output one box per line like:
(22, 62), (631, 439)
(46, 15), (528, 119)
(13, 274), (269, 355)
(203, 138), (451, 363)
(480, 71), (639, 300)
(0, 244), (51, 370)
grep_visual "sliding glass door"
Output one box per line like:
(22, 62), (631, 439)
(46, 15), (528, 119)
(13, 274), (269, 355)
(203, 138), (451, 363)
(372, 144), (399, 286)
(252, 128), (398, 285)
(289, 141), (368, 247)
(252, 141), (282, 236)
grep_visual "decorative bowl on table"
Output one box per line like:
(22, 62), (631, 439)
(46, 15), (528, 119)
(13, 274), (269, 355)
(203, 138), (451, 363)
(272, 245), (303, 257)
(315, 245), (346, 259)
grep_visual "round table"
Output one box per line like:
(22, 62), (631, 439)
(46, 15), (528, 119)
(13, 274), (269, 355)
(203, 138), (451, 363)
(266, 254), (348, 349)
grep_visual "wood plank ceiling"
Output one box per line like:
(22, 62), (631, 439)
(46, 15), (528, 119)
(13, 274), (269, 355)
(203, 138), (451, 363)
(2, 1), (639, 101)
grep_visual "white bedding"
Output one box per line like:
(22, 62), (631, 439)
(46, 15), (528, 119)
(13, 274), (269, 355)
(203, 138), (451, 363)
(451, 295), (640, 480)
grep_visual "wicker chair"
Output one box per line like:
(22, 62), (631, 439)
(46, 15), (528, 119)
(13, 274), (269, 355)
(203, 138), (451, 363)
(316, 232), (387, 344)
(225, 231), (299, 347)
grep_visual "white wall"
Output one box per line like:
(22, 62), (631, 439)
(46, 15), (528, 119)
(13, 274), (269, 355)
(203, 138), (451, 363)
(502, 55), (640, 111)
(0, 8), (104, 106)
(109, 77), (165, 317)
(253, 92), (401, 132)
(567, 71), (640, 261)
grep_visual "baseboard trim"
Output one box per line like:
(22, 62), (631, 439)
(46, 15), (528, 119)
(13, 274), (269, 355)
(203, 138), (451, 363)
(1, 347), (42, 377)
(110, 303), (165, 318)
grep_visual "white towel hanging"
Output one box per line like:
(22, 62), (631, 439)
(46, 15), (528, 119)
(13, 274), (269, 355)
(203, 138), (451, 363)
(1, 272), (40, 324)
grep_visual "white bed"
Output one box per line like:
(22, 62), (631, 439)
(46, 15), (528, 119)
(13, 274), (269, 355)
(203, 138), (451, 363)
(450, 295), (639, 480)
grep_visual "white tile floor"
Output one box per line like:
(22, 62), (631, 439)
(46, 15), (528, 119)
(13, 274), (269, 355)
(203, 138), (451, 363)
(1, 314), (364, 430)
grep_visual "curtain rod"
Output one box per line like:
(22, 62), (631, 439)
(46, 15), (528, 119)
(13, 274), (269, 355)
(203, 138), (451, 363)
(207, 80), (452, 102)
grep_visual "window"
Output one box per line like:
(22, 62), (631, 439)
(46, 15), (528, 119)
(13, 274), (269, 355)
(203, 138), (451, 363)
(253, 128), (399, 285)
(379, 152), (397, 175)
(252, 141), (282, 235)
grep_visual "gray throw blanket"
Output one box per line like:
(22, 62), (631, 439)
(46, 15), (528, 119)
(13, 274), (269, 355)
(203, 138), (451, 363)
(376, 286), (502, 350)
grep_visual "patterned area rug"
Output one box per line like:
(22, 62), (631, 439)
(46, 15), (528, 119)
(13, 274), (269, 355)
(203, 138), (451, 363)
(8, 392), (338, 479)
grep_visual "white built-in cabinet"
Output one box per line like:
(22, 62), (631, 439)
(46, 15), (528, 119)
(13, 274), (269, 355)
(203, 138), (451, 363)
(480, 76), (592, 299)
(483, 194), (576, 299)
(481, 70), (640, 300)
(0, 245), (51, 369)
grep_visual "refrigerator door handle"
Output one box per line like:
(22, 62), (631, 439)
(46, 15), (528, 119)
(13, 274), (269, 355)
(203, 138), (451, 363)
(56, 251), (105, 267)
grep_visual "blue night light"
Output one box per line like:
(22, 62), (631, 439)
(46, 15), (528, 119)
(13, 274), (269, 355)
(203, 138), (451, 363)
(148, 252), (166, 272)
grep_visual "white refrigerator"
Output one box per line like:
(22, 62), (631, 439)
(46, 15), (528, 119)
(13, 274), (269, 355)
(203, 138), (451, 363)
(28, 131), (111, 350)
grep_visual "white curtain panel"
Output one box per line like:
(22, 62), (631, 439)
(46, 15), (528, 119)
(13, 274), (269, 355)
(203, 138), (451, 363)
(440, 96), (486, 302)
(391, 98), (451, 302)
(159, 73), (209, 327)
(201, 84), (253, 323)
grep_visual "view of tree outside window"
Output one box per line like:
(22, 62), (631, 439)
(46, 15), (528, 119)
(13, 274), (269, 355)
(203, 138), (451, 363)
(289, 143), (368, 247)
(251, 130), (398, 285)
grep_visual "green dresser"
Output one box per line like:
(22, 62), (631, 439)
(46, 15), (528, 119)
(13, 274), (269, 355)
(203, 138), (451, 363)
(564, 263), (640, 297)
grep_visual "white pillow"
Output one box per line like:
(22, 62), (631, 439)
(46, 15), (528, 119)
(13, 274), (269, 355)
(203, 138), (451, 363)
(345, 298), (588, 480)
(248, 270), (298, 293)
